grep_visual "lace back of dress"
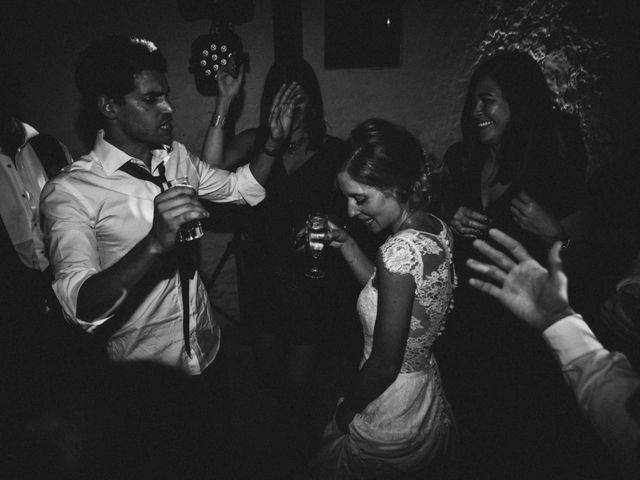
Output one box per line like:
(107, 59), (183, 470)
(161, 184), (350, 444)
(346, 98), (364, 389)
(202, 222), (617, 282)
(380, 226), (455, 374)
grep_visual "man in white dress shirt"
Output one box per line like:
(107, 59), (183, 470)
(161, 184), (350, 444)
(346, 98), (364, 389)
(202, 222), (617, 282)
(0, 111), (72, 337)
(41, 35), (285, 375)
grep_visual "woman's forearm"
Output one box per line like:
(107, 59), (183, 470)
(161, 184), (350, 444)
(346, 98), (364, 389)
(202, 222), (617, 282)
(340, 237), (374, 285)
(201, 96), (232, 168)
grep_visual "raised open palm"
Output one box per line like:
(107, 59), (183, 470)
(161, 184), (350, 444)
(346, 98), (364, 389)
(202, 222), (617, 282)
(466, 228), (574, 330)
(267, 81), (301, 145)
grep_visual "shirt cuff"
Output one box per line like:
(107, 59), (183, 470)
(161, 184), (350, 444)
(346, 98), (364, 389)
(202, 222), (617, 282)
(53, 270), (115, 332)
(234, 163), (265, 206)
(616, 275), (640, 291)
(542, 314), (604, 366)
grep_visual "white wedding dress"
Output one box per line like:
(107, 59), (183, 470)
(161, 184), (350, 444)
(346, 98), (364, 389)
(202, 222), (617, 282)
(307, 218), (458, 479)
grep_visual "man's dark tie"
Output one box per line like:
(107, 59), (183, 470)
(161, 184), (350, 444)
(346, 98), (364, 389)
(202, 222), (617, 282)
(118, 160), (195, 357)
(119, 161), (167, 190)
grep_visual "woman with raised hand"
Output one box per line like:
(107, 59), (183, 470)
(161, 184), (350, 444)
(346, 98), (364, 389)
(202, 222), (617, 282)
(306, 118), (458, 479)
(210, 60), (352, 472)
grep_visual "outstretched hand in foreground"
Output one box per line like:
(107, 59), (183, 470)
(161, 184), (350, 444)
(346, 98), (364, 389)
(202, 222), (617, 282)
(466, 228), (575, 331)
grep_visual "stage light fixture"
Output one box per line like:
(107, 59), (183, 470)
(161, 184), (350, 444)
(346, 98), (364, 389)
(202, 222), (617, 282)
(189, 23), (249, 96)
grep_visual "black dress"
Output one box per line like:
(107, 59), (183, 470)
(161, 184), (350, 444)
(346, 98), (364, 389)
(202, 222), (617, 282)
(436, 118), (616, 478)
(442, 110), (588, 278)
(241, 136), (352, 344)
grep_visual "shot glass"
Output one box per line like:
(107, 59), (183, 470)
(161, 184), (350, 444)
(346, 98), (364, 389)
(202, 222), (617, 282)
(167, 176), (204, 242)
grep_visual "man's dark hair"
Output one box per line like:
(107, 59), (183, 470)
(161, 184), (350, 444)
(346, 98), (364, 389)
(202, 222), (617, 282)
(75, 35), (168, 109)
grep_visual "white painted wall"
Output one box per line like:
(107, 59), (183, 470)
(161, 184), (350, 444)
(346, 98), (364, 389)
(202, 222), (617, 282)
(2, 0), (637, 168)
(2, 0), (485, 161)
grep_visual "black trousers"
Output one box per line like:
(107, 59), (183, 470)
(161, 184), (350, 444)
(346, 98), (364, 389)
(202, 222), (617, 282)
(189, 347), (237, 478)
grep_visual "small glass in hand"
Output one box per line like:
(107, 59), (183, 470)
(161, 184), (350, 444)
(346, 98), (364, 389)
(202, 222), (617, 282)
(305, 213), (329, 279)
(167, 176), (204, 242)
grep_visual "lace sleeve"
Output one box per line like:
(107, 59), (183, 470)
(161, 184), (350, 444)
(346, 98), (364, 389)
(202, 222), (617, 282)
(380, 234), (421, 277)
(380, 230), (450, 287)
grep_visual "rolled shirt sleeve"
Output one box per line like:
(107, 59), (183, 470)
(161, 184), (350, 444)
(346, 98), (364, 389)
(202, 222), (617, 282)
(40, 179), (112, 331)
(40, 135), (222, 373)
(543, 314), (603, 365)
(41, 141), (264, 331)
(176, 143), (265, 206)
(543, 314), (640, 480)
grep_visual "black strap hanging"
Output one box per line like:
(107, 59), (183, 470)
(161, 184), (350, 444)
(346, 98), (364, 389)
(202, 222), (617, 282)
(118, 160), (194, 357)
(119, 161), (167, 191)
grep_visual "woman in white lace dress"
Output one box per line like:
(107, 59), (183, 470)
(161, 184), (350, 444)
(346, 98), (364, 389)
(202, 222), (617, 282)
(306, 119), (458, 479)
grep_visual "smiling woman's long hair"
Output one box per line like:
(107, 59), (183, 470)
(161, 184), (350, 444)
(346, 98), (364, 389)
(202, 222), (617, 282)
(461, 51), (562, 188)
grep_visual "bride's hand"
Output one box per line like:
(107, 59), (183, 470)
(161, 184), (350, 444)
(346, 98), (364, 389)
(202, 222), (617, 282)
(326, 220), (352, 249)
(293, 225), (307, 253)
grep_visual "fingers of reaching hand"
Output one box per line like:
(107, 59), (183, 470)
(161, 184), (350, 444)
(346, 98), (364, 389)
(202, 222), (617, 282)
(517, 191), (534, 203)
(486, 228), (533, 263)
(468, 277), (502, 299)
(547, 241), (565, 281)
(472, 237), (516, 273)
(466, 257), (507, 284)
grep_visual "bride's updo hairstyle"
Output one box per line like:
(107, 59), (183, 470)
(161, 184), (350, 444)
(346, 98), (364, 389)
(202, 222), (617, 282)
(341, 118), (435, 213)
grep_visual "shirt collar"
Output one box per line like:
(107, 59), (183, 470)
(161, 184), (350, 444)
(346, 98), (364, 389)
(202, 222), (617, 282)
(12, 121), (39, 150)
(92, 130), (170, 176)
(21, 122), (39, 145)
